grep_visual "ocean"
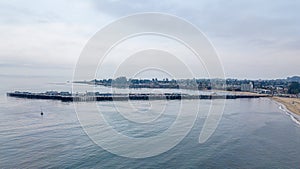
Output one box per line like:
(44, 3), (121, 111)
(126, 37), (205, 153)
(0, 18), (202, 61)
(0, 73), (300, 168)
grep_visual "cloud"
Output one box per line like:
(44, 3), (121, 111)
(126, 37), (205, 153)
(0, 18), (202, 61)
(0, 23), (89, 66)
(0, 0), (299, 79)
(0, 0), (113, 67)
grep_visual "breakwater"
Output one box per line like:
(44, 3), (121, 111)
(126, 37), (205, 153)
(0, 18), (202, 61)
(6, 91), (269, 102)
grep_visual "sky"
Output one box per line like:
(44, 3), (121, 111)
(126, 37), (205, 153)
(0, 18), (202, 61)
(0, 0), (299, 79)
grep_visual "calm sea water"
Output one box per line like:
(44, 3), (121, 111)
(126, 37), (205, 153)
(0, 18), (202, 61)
(0, 74), (300, 168)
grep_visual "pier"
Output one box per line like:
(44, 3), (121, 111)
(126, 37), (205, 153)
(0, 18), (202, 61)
(6, 91), (269, 102)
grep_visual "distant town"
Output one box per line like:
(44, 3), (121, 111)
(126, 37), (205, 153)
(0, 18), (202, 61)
(75, 76), (300, 97)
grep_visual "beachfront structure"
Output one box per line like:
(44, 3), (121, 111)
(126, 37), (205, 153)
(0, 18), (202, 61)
(241, 82), (254, 92)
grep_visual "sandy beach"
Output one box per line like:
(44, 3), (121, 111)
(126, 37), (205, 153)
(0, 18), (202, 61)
(272, 97), (300, 115)
(229, 91), (267, 96)
(212, 90), (269, 96)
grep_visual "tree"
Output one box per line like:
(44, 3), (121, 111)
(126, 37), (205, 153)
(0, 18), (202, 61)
(114, 76), (127, 84)
(288, 82), (300, 94)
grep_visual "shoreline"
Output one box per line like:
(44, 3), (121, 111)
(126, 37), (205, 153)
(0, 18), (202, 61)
(271, 97), (300, 116)
(212, 90), (266, 96)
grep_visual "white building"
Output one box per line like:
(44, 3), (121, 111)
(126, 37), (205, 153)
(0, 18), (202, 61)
(241, 82), (254, 92)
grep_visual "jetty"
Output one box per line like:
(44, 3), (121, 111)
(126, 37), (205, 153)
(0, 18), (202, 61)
(6, 91), (269, 102)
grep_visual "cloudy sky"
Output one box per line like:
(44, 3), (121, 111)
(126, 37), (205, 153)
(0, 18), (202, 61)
(0, 0), (299, 79)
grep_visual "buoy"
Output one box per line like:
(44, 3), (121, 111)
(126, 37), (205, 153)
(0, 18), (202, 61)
(40, 107), (44, 116)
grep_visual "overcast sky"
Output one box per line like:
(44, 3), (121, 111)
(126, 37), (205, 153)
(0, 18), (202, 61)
(0, 0), (299, 79)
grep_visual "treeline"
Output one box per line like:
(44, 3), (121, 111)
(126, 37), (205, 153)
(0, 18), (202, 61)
(288, 82), (300, 94)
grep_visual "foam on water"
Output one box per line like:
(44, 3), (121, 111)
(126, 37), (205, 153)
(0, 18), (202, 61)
(277, 102), (300, 126)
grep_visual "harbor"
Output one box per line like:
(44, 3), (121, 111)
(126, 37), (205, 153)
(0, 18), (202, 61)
(6, 91), (269, 102)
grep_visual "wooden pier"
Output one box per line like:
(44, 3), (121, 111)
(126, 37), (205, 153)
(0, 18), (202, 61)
(6, 91), (269, 102)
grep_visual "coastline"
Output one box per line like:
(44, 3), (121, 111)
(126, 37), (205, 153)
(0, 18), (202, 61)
(272, 97), (300, 116)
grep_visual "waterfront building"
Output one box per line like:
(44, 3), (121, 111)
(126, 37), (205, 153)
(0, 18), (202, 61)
(241, 82), (254, 92)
